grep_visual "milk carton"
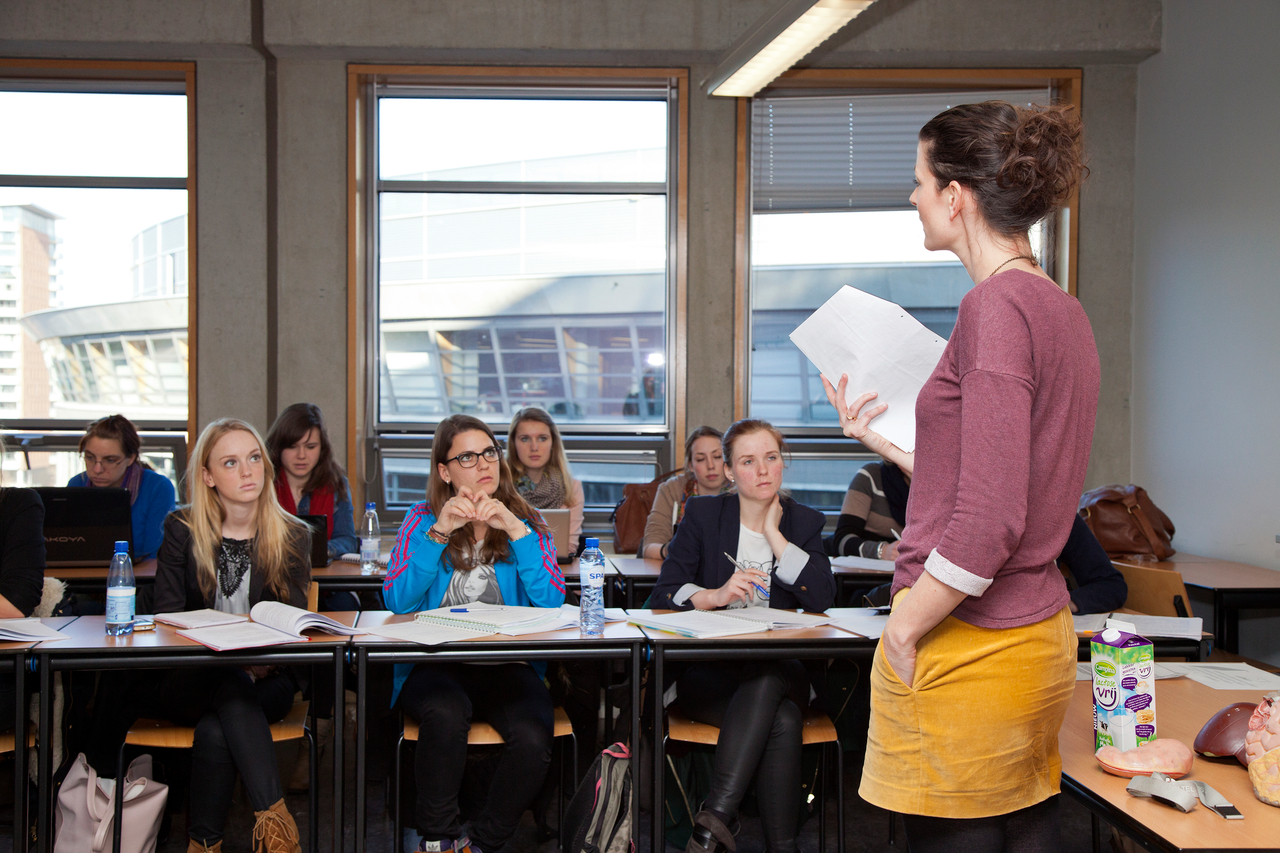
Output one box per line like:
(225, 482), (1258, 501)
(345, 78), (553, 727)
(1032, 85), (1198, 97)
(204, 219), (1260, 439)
(1091, 627), (1156, 751)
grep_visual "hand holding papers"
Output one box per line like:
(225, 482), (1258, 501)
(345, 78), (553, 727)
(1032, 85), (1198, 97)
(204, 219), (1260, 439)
(789, 286), (947, 453)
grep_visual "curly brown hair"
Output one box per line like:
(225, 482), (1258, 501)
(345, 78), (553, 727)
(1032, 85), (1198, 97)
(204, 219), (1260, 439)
(919, 100), (1088, 237)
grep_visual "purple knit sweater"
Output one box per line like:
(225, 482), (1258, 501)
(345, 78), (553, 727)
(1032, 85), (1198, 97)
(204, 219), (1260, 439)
(892, 269), (1100, 628)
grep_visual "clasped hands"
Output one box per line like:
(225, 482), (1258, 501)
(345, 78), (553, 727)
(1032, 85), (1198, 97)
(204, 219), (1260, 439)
(434, 487), (528, 540)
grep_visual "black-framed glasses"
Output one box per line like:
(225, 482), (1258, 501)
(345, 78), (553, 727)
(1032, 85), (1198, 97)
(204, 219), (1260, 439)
(443, 446), (501, 468)
(83, 452), (127, 470)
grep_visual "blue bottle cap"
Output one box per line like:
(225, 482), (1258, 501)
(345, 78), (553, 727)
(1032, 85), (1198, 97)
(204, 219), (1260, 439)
(114, 541), (129, 553)
(585, 537), (599, 549)
(366, 502), (377, 510)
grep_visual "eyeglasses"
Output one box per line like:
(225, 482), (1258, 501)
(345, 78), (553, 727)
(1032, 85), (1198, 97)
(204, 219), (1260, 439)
(443, 446), (500, 468)
(83, 452), (126, 470)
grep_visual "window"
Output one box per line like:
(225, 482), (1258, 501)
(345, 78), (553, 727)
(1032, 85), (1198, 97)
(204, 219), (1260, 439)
(0, 62), (193, 489)
(354, 68), (688, 519)
(741, 80), (1075, 434)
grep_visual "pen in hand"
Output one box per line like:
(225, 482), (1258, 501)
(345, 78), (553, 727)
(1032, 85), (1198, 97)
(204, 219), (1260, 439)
(723, 552), (770, 600)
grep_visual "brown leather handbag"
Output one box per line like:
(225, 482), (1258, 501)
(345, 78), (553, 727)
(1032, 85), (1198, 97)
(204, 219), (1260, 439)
(1078, 484), (1176, 561)
(610, 469), (680, 555)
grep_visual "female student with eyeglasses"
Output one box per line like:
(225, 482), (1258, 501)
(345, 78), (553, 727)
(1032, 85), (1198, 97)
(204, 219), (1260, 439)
(67, 414), (176, 560)
(383, 414), (565, 853)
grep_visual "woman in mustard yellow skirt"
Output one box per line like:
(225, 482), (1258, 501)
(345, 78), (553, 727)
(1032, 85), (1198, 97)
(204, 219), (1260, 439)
(824, 100), (1096, 851)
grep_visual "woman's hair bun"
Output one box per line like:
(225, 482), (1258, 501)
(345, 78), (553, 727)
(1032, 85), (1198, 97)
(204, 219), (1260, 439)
(920, 100), (1088, 236)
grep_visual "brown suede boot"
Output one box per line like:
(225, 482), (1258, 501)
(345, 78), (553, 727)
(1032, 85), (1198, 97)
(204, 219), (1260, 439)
(186, 839), (222, 853)
(252, 798), (301, 853)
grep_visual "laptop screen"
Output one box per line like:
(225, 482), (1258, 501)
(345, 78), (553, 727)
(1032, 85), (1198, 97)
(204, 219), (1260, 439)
(36, 487), (132, 566)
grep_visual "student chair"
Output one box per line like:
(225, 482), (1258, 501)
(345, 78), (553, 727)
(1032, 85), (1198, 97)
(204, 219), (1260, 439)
(662, 707), (845, 853)
(112, 582), (324, 853)
(392, 706), (578, 845)
(1111, 561), (1195, 618)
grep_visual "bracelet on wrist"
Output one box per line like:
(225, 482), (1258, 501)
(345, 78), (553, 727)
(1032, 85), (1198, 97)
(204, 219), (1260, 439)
(876, 541), (886, 560)
(426, 525), (449, 545)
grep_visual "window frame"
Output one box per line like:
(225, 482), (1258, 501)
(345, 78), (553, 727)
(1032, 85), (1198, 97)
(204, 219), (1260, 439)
(0, 59), (196, 482)
(733, 68), (1083, 432)
(347, 66), (690, 517)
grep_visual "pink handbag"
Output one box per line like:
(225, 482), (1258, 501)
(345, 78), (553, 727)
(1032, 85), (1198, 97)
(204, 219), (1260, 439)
(55, 752), (167, 853)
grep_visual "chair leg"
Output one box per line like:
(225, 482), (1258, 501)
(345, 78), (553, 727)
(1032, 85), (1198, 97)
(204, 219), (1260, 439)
(305, 727), (318, 853)
(393, 733), (406, 851)
(835, 741), (844, 853)
(817, 745), (826, 853)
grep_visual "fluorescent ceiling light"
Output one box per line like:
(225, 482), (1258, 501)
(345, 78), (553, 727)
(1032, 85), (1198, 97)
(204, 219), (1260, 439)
(707, 0), (875, 98)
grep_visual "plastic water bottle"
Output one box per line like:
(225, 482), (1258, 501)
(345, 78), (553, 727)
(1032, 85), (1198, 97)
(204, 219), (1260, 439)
(579, 537), (606, 637)
(105, 540), (135, 636)
(360, 502), (381, 576)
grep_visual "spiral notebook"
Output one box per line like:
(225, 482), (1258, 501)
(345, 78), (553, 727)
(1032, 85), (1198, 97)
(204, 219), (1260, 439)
(628, 608), (830, 639)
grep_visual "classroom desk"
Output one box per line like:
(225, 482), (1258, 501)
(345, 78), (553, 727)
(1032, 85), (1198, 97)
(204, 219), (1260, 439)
(28, 613), (356, 853)
(1116, 553), (1280, 655)
(609, 557), (660, 608)
(2, 622), (56, 853)
(350, 611), (646, 853)
(632, 611), (878, 853)
(1059, 677), (1278, 851)
(829, 555), (895, 604)
(310, 558), (387, 593)
(45, 558), (158, 594)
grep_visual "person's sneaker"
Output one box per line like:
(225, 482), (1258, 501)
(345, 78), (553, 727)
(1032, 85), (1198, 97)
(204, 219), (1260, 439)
(417, 838), (481, 853)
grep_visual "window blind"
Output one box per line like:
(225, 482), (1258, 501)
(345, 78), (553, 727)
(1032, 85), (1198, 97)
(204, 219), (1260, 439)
(751, 88), (1051, 214)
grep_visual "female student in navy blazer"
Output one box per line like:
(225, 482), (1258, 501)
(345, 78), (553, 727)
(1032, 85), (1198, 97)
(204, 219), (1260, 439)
(651, 419), (834, 853)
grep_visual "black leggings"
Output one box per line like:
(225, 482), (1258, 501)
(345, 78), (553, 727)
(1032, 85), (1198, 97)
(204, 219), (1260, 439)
(87, 666), (296, 844)
(902, 796), (1061, 853)
(397, 662), (553, 851)
(676, 660), (810, 853)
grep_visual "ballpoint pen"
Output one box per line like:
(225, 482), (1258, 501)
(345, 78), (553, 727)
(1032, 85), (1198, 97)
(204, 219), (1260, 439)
(723, 551), (770, 599)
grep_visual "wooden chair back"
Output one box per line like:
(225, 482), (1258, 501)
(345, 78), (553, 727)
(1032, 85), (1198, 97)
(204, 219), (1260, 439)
(306, 580), (319, 613)
(1112, 561), (1194, 617)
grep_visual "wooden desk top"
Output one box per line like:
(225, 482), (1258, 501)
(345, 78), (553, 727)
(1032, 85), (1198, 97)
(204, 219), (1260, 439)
(610, 556), (895, 581)
(610, 557), (662, 579)
(1115, 553), (1280, 591)
(1060, 677), (1279, 849)
(47, 558), (158, 581)
(353, 610), (643, 644)
(312, 560), (385, 580)
(32, 612), (359, 652)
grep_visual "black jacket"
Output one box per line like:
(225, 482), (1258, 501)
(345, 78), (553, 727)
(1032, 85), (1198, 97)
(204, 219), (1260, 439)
(154, 510), (310, 613)
(0, 488), (46, 616)
(651, 492), (834, 613)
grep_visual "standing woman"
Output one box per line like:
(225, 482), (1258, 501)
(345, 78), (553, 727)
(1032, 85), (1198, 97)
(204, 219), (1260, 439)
(639, 425), (729, 561)
(651, 419), (834, 853)
(266, 402), (358, 561)
(68, 414), (176, 560)
(825, 101), (1095, 851)
(153, 418), (312, 853)
(384, 414), (565, 853)
(506, 406), (584, 548)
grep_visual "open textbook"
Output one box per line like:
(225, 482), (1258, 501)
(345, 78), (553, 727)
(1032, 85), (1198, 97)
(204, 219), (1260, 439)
(628, 608), (831, 639)
(165, 602), (360, 651)
(788, 286), (947, 453)
(0, 617), (70, 642)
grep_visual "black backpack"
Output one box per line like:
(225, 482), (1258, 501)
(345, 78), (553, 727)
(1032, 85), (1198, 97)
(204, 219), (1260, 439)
(562, 742), (632, 853)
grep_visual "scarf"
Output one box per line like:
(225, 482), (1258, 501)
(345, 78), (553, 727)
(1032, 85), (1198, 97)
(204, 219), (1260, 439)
(274, 476), (335, 538)
(87, 461), (144, 505)
(515, 470), (566, 509)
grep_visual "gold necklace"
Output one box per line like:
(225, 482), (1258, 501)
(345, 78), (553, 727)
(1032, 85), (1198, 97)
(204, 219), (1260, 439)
(989, 254), (1037, 278)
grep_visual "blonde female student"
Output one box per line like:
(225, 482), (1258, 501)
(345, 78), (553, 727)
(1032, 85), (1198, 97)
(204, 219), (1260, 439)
(505, 406), (584, 549)
(150, 418), (312, 853)
(384, 414), (565, 853)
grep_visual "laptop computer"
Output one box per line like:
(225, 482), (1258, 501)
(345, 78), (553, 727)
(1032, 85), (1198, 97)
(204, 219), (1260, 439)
(36, 487), (133, 566)
(296, 514), (331, 568)
(540, 508), (575, 565)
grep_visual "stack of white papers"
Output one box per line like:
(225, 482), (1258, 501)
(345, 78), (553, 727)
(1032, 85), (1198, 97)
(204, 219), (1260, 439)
(1073, 613), (1203, 640)
(366, 619), (497, 646)
(1156, 663), (1280, 690)
(628, 609), (830, 639)
(416, 603), (567, 635)
(0, 618), (69, 642)
(828, 609), (891, 639)
(788, 286), (947, 453)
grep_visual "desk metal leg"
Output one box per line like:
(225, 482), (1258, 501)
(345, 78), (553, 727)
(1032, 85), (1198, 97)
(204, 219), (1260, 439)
(333, 646), (346, 853)
(631, 642), (641, 853)
(1215, 592), (1237, 654)
(36, 655), (51, 853)
(355, 647), (368, 853)
(651, 646), (664, 853)
(14, 657), (27, 853)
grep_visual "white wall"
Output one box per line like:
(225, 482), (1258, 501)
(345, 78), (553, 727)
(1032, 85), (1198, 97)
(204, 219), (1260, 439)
(1133, 0), (1280, 663)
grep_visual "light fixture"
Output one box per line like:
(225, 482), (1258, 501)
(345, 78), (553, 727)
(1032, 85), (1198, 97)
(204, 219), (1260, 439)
(646, 352), (665, 368)
(706, 0), (875, 98)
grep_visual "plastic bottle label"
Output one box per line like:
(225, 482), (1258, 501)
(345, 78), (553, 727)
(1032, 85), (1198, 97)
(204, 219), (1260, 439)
(360, 538), (379, 560)
(106, 587), (135, 623)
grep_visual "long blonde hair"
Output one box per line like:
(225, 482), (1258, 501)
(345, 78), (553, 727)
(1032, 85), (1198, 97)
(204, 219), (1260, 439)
(429, 415), (545, 572)
(185, 418), (309, 602)
(506, 406), (580, 507)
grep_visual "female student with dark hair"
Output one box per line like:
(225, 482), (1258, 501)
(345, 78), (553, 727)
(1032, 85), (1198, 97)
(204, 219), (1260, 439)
(265, 402), (357, 561)
(150, 418), (312, 853)
(651, 419), (834, 853)
(640, 425), (729, 560)
(0, 434), (46, 733)
(384, 414), (565, 853)
(505, 406), (584, 547)
(67, 414), (176, 560)
(825, 100), (1095, 851)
